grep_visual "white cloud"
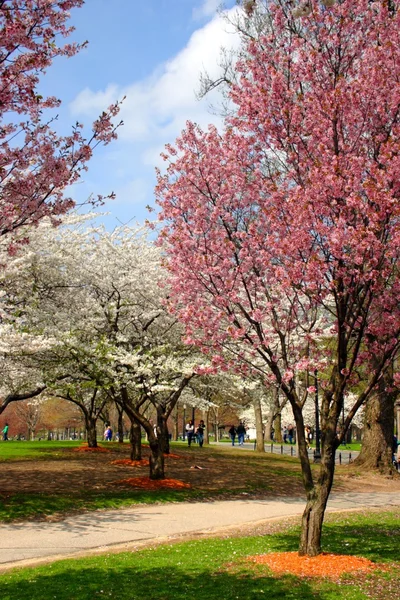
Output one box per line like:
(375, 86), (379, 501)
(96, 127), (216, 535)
(70, 8), (241, 154)
(112, 177), (150, 208)
(193, 0), (222, 20)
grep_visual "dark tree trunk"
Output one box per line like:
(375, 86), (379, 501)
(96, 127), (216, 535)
(157, 408), (170, 454)
(129, 420), (142, 461)
(119, 388), (166, 480)
(117, 407), (125, 444)
(299, 438), (336, 556)
(354, 386), (397, 474)
(289, 399), (338, 556)
(149, 438), (165, 479)
(86, 418), (98, 448)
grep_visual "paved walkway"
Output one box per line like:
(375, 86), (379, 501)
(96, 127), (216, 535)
(0, 492), (399, 571)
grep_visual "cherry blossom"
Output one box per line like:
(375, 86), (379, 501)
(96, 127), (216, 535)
(157, 0), (400, 555)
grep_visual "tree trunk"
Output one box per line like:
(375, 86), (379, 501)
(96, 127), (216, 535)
(253, 396), (265, 452)
(129, 420), (142, 461)
(149, 438), (165, 480)
(299, 444), (336, 556)
(157, 407), (170, 454)
(272, 387), (283, 443)
(354, 382), (397, 474)
(172, 405), (179, 441)
(205, 410), (210, 445)
(264, 409), (274, 442)
(86, 418), (98, 448)
(274, 412), (282, 443)
(117, 408), (125, 444)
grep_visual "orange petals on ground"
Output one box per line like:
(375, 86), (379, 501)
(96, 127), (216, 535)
(116, 477), (191, 489)
(248, 551), (376, 579)
(164, 453), (186, 459)
(73, 445), (110, 453)
(111, 459), (149, 467)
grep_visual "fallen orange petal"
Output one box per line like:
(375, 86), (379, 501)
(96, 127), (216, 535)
(248, 551), (376, 579)
(111, 459), (149, 467)
(115, 477), (191, 489)
(164, 453), (186, 459)
(73, 445), (109, 453)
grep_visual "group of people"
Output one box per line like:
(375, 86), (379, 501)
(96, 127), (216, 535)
(185, 420), (206, 447)
(282, 424), (296, 444)
(228, 422), (247, 446)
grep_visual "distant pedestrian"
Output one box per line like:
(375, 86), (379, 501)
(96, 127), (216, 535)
(104, 426), (112, 442)
(186, 420), (195, 447)
(283, 426), (288, 444)
(393, 435), (399, 461)
(304, 426), (311, 449)
(2, 423), (9, 441)
(236, 422), (246, 446)
(288, 424), (294, 444)
(228, 425), (236, 446)
(196, 420), (205, 447)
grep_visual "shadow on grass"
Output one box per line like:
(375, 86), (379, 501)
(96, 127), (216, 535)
(0, 489), (207, 522)
(1, 565), (321, 600)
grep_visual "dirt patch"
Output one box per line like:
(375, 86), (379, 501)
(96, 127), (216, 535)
(0, 443), (398, 500)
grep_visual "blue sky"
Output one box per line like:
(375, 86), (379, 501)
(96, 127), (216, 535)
(41, 0), (240, 229)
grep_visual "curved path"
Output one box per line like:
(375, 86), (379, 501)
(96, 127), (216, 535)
(0, 491), (399, 572)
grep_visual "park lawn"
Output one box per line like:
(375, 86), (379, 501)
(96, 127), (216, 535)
(0, 441), (309, 522)
(0, 440), (82, 461)
(0, 510), (399, 600)
(0, 441), (395, 522)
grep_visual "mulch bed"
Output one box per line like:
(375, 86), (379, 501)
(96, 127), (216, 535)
(110, 459), (150, 467)
(248, 551), (377, 578)
(73, 445), (110, 453)
(164, 453), (188, 459)
(115, 477), (191, 489)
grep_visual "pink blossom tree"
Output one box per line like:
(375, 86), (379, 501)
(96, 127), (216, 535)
(0, 0), (121, 240)
(157, 0), (400, 555)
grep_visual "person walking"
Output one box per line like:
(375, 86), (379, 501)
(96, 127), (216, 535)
(228, 425), (237, 446)
(186, 420), (195, 447)
(283, 426), (288, 444)
(236, 422), (246, 446)
(2, 423), (9, 441)
(196, 420), (205, 448)
(104, 426), (112, 442)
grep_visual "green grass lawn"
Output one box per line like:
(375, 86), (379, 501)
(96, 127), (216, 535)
(1, 510), (398, 600)
(0, 440), (82, 460)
